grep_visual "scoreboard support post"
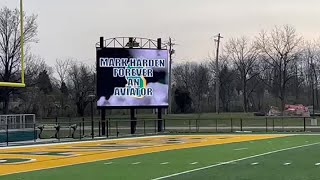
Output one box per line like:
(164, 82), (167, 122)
(157, 108), (163, 132)
(130, 108), (137, 134)
(101, 109), (106, 136)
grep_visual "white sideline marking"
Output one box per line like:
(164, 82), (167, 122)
(251, 162), (259, 165)
(190, 162), (198, 165)
(151, 142), (320, 180)
(1, 135), (167, 149)
(315, 163), (320, 166)
(161, 162), (169, 165)
(104, 162), (113, 165)
(284, 162), (291, 166)
(132, 162), (141, 165)
(234, 148), (248, 151)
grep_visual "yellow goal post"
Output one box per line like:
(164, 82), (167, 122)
(0, 0), (25, 88)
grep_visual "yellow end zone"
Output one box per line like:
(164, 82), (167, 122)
(0, 135), (286, 176)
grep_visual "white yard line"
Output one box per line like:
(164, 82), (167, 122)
(151, 142), (320, 180)
(234, 148), (248, 151)
(190, 162), (198, 165)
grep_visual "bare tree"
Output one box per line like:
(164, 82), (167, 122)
(67, 61), (95, 117)
(0, 7), (37, 113)
(225, 37), (259, 112)
(256, 25), (302, 111)
(302, 40), (320, 110)
(189, 63), (210, 112)
(55, 58), (72, 85)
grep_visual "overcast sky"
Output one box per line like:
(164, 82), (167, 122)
(1, 0), (320, 66)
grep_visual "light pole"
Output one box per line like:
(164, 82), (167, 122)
(88, 94), (95, 139)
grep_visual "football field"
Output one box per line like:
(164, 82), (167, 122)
(0, 134), (320, 180)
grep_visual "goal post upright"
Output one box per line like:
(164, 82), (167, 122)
(0, 0), (25, 88)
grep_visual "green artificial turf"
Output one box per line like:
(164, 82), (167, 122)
(2, 135), (320, 180)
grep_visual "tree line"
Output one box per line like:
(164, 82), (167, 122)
(0, 7), (95, 117)
(173, 26), (320, 113)
(1, 7), (320, 117)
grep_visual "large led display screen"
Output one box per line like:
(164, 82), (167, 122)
(96, 48), (169, 107)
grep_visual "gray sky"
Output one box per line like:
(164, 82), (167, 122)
(1, 0), (320, 66)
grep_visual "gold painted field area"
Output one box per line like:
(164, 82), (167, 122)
(0, 135), (285, 176)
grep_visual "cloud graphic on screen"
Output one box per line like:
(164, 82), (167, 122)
(97, 82), (168, 106)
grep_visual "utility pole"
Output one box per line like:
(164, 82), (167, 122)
(214, 33), (223, 114)
(168, 37), (175, 114)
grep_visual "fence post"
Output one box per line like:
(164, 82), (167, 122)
(281, 117), (284, 132)
(231, 118), (233, 132)
(82, 118), (85, 137)
(304, 117), (306, 132)
(34, 123), (36, 142)
(99, 120), (101, 137)
(79, 122), (82, 140)
(265, 117), (268, 132)
(196, 119), (198, 132)
(116, 121), (119, 137)
(68, 116), (71, 138)
(240, 119), (243, 131)
(108, 119), (111, 138)
(6, 124), (9, 146)
(58, 123), (60, 142)
(272, 119), (275, 131)
(216, 119), (218, 132)
(154, 120), (157, 133)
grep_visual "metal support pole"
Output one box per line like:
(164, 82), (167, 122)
(82, 117), (85, 136)
(272, 119), (275, 131)
(240, 119), (243, 131)
(91, 100), (94, 139)
(214, 33), (223, 114)
(79, 122), (82, 140)
(34, 123), (36, 142)
(154, 120), (157, 133)
(304, 117), (306, 132)
(216, 119), (218, 132)
(6, 124), (9, 146)
(99, 120), (101, 137)
(116, 120), (119, 137)
(157, 108), (163, 132)
(130, 108), (136, 134)
(196, 119), (198, 132)
(265, 117), (268, 132)
(231, 118), (233, 132)
(101, 109), (106, 136)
